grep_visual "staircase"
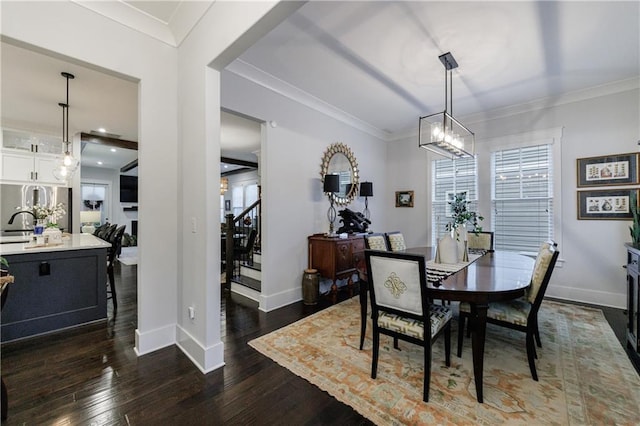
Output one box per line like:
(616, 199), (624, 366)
(230, 251), (261, 301)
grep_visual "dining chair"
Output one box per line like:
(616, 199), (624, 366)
(457, 241), (559, 381)
(358, 233), (390, 350)
(385, 231), (406, 252)
(233, 229), (258, 275)
(365, 250), (452, 402)
(467, 231), (494, 252)
(364, 232), (389, 251)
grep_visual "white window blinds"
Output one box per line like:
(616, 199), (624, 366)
(431, 156), (478, 246)
(491, 144), (553, 252)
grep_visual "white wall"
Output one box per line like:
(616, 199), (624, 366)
(1, 1), (178, 356)
(387, 87), (640, 308)
(221, 70), (389, 312)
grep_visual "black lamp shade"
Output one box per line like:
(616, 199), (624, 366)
(360, 181), (373, 197)
(323, 174), (340, 193)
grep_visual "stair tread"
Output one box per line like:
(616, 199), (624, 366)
(232, 275), (261, 292)
(240, 261), (261, 271)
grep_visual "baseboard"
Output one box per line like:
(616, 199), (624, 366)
(259, 286), (301, 312)
(231, 282), (260, 302)
(134, 324), (176, 356)
(547, 284), (626, 309)
(176, 325), (225, 374)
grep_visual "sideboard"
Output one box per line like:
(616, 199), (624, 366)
(625, 243), (640, 369)
(308, 234), (365, 302)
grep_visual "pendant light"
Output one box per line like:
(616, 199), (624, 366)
(53, 72), (79, 181)
(418, 52), (475, 158)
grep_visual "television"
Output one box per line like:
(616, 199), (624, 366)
(120, 175), (138, 203)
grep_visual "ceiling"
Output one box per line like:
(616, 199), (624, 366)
(2, 1), (638, 171)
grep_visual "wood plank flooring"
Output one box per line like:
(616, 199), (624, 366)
(0, 262), (636, 424)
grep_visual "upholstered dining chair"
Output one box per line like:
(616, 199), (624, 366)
(364, 232), (389, 251)
(467, 231), (494, 252)
(365, 250), (452, 402)
(457, 241), (559, 381)
(385, 231), (407, 252)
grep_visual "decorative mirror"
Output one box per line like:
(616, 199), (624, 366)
(320, 142), (359, 206)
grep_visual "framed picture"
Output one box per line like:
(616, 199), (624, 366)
(577, 153), (639, 187)
(577, 188), (638, 220)
(224, 200), (231, 211)
(445, 190), (468, 217)
(395, 190), (414, 208)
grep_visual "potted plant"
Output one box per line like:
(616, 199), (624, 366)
(446, 192), (484, 236)
(630, 192), (640, 247)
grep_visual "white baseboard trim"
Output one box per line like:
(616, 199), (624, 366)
(134, 324), (176, 356)
(230, 283), (260, 302)
(547, 284), (626, 310)
(176, 325), (225, 374)
(259, 286), (301, 312)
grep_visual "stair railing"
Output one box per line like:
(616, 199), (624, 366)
(224, 199), (261, 290)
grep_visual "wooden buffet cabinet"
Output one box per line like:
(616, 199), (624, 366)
(625, 244), (640, 369)
(308, 234), (365, 301)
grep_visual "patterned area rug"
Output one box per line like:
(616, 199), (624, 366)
(249, 297), (640, 425)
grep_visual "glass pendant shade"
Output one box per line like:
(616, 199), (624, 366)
(54, 72), (77, 182)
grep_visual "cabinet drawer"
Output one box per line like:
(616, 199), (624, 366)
(335, 241), (353, 272)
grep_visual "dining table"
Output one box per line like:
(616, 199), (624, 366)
(358, 246), (535, 403)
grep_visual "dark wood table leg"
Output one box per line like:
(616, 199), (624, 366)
(330, 279), (338, 304)
(1, 376), (7, 421)
(470, 303), (488, 403)
(359, 280), (367, 350)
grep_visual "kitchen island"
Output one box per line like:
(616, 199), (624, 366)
(0, 234), (111, 342)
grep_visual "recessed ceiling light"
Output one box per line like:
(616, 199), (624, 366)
(224, 164), (228, 168)
(98, 128), (106, 133)
(110, 148), (117, 153)
(97, 161), (103, 165)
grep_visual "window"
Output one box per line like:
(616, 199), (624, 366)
(431, 156), (478, 246)
(492, 144), (553, 252)
(232, 186), (243, 217)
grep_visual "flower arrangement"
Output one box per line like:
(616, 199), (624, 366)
(31, 203), (66, 225)
(446, 192), (484, 233)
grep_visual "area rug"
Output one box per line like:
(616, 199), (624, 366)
(249, 297), (640, 425)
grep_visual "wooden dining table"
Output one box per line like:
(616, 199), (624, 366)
(359, 247), (535, 403)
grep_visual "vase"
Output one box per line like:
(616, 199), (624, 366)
(456, 225), (468, 260)
(437, 232), (459, 264)
(34, 219), (46, 236)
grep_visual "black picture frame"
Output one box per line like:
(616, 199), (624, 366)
(577, 188), (638, 220)
(224, 200), (231, 211)
(577, 153), (639, 187)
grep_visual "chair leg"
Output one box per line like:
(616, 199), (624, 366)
(444, 322), (451, 367)
(108, 265), (117, 310)
(359, 282), (367, 350)
(534, 320), (542, 348)
(457, 314), (465, 357)
(423, 340), (432, 402)
(393, 336), (399, 350)
(526, 331), (538, 381)
(371, 329), (380, 379)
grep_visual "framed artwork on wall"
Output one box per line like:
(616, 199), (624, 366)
(225, 200), (231, 211)
(577, 153), (639, 187)
(395, 190), (414, 208)
(577, 188), (638, 220)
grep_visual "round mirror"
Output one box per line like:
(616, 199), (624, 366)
(320, 142), (359, 206)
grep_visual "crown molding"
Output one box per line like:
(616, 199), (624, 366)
(225, 59), (390, 141)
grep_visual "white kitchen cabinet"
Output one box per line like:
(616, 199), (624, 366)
(1, 150), (63, 185)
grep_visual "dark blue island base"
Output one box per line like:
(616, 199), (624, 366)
(1, 246), (108, 343)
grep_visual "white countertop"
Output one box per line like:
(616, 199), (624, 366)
(0, 233), (111, 256)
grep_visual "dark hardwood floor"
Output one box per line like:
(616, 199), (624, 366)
(1, 263), (637, 424)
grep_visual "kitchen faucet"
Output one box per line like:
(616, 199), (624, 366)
(8, 210), (37, 224)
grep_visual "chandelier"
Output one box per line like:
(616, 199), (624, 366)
(220, 177), (229, 194)
(418, 52), (475, 158)
(53, 72), (80, 181)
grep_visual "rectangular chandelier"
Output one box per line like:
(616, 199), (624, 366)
(418, 52), (475, 159)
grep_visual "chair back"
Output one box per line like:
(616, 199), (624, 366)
(467, 231), (494, 251)
(108, 225), (126, 264)
(385, 231), (407, 252)
(365, 250), (428, 319)
(527, 241), (559, 308)
(364, 233), (389, 251)
(244, 229), (258, 252)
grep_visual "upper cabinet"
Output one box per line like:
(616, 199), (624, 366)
(0, 129), (65, 185)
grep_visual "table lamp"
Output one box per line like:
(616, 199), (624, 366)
(360, 181), (373, 220)
(323, 174), (340, 236)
